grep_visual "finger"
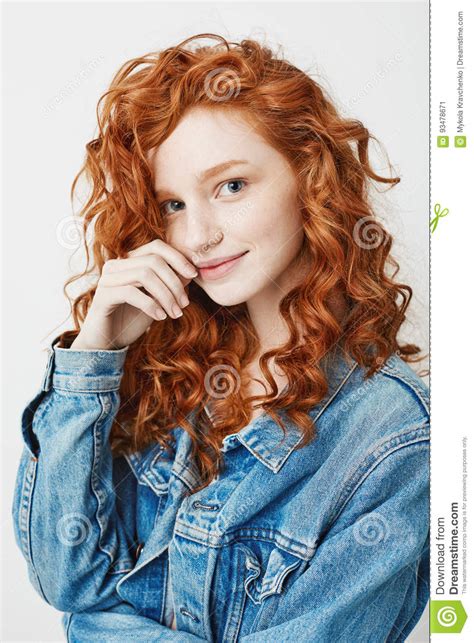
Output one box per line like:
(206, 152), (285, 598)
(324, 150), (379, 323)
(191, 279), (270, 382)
(104, 254), (191, 306)
(113, 285), (167, 320)
(125, 239), (198, 278)
(99, 267), (184, 318)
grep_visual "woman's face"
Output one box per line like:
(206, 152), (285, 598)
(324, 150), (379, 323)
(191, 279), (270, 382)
(147, 106), (305, 307)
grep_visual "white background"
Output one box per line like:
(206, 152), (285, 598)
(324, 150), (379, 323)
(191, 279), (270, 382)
(1, 1), (429, 640)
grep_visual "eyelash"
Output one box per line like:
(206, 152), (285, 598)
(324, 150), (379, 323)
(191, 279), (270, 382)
(160, 178), (248, 216)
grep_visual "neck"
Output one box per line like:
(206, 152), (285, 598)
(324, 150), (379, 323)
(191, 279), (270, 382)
(245, 246), (303, 351)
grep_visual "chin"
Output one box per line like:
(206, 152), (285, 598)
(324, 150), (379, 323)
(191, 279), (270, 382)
(206, 291), (249, 307)
(199, 282), (255, 307)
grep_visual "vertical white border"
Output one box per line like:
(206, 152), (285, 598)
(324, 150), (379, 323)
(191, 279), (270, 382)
(431, 0), (473, 638)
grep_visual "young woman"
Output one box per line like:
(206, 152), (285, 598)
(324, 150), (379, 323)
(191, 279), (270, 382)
(12, 33), (429, 642)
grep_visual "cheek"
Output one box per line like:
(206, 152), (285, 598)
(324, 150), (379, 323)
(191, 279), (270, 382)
(162, 221), (182, 250)
(248, 203), (303, 256)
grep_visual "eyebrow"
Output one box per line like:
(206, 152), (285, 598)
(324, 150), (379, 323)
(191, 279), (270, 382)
(154, 159), (251, 195)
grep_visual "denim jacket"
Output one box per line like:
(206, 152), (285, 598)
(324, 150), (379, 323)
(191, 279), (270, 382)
(12, 334), (430, 642)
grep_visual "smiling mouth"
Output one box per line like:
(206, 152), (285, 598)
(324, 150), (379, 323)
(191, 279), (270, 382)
(198, 251), (249, 280)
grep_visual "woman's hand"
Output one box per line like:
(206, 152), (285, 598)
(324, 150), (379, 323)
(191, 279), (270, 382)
(70, 239), (198, 350)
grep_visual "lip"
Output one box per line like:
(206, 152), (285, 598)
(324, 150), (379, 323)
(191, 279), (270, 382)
(198, 251), (249, 280)
(196, 252), (248, 268)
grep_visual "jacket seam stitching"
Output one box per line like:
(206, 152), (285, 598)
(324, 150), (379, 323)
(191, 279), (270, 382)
(90, 392), (119, 565)
(30, 390), (55, 435)
(52, 381), (122, 393)
(313, 360), (359, 424)
(64, 612), (73, 642)
(18, 457), (35, 564)
(227, 546), (246, 642)
(20, 457), (50, 602)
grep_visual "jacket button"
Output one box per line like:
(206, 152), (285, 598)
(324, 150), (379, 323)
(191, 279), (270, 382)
(135, 542), (144, 558)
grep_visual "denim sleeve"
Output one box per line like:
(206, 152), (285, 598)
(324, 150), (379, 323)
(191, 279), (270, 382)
(11, 341), (139, 613)
(240, 430), (430, 642)
(62, 605), (207, 642)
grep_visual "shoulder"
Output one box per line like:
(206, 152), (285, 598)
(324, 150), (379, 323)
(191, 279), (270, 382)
(377, 353), (429, 416)
(331, 352), (429, 435)
(318, 354), (430, 527)
(311, 352), (430, 482)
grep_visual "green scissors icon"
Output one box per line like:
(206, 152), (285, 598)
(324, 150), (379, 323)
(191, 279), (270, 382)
(430, 203), (449, 233)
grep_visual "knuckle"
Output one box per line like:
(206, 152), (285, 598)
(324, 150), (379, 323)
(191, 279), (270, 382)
(97, 273), (108, 288)
(139, 266), (154, 281)
(150, 255), (164, 272)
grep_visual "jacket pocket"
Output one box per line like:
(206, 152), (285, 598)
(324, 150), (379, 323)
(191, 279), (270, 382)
(240, 543), (306, 606)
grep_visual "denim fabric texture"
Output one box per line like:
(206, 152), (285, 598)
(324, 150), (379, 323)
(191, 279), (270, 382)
(12, 334), (430, 642)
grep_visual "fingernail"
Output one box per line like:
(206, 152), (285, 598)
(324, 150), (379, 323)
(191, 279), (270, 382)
(172, 304), (183, 317)
(186, 267), (199, 277)
(180, 295), (189, 307)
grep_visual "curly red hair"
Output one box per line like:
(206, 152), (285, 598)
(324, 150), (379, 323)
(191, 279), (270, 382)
(57, 33), (426, 493)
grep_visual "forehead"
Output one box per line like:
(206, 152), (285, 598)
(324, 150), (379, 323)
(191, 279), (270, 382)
(146, 107), (269, 175)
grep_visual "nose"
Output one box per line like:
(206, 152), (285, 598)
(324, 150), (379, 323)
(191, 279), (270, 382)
(183, 205), (221, 256)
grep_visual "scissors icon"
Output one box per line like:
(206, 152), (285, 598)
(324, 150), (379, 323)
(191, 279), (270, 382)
(430, 203), (449, 233)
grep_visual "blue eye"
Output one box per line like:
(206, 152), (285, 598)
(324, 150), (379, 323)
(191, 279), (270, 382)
(219, 179), (246, 196)
(159, 179), (247, 217)
(161, 200), (185, 217)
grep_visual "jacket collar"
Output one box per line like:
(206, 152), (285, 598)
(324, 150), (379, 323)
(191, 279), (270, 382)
(217, 343), (358, 473)
(127, 344), (358, 491)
